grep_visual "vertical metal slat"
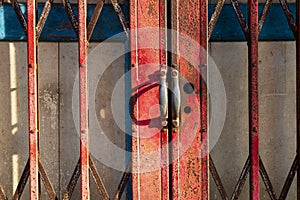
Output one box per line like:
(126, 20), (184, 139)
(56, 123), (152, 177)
(78, 0), (89, 198)
(200, 0), (208, 198)
(248, 0), (259, 198)
(27, 0), (39, 198)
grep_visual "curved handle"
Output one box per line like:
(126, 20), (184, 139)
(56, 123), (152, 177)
(159, 68), (168, 126)
(171, 69), (180, 128)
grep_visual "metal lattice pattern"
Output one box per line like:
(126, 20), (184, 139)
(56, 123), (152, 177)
(0, 0), (130, 199)
(0, 0), (299, 199)
(209, 0), (299, 199)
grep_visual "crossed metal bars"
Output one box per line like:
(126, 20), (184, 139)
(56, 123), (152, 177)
(0, 0), (130, 199)
(1, 0), (300, 199)
(209, 0), (300, 199)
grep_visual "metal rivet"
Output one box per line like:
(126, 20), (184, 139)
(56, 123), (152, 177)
(171, 70), (178, 77)
(184, 106), (191, 114)
(161, 120), (168, 127)
(183, 82), (194, 94)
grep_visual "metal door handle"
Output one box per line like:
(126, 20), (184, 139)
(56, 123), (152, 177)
(171, 69), (180, 128)
(159, 67), (168, 127)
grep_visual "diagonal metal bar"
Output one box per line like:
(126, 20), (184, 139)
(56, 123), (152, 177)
(258, 0), (272, 33)
(61, 0), (79, 36)
(0, 184), (7, 200)
(89, 156), (109, 200)
(208, 0), (225, 40)
(278, 0), (297, 37)
(259, 156), (277, 200)
(87, 0), (104, 41)
(11, 0), (27, 34)
(230, 156), (250, 200)
(114, 161), (132, 200)
(38, 160), (58, 200)
(279, 154), (298, 200)
(12, 159), (30, 200)
(230, 0), (249, 40)
(209, 155), (229, 200)
(63, 158), (81, 200)
(111, 0), (129, 39)
(36, 0), (55, 39)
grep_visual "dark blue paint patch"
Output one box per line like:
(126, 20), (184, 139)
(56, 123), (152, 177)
(0, 2), (128, 41)
(0, 3), (297, 41)
(209, 3), (296, 41)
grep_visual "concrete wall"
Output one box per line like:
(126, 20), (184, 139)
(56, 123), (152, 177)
(209, 42), (296, 199)
(0, 42), (126, 199)
(0, 41), (297, 199)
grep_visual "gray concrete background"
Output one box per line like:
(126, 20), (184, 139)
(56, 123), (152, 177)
(0, 41), (297, 199)
(0, 42), (126, 199)
(209, 42), (296, 199)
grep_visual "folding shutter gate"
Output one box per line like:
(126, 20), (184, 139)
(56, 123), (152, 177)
(0, 0), (130, 199)
(130, 0), (208, 199)
(129, 0), (300, 198)
(0, 0), (300, 199)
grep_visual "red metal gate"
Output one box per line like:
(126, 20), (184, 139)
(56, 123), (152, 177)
(0, 0), (130, 199)
(208, 0), (300, 199)
(130, 0), (208, 199)
(130, 0), (300, 199)
(1, 0), (300, 199)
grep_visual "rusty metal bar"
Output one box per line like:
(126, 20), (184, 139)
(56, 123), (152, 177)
(200, 0), (208, 198)
(36, 0), (54, 39)
(248, 0), (259, 197)
(279, 0), (297, 37)
(89, 156), (109, 200)
(111, 0), (129, 38)
(258, 0), (272, 33)
(63, 159), (80, 200)
(27, 0), (39, 197)
(38, 160), (58, 200)
(259, 156), (277, 200)
(209, 155), (228, 200)
(0, 185), (6, 200)
(159, 0), (168, 199)
(230, 0), (249, 40)
(11, 0), (27, 34)
(170, 1), (179, 198)
(208, 0), (225, 40)
(78, 0), (89, 197)
(230, 157), (250, 200)
(12, 159), (30, 200)
(130, 0), (165, 198)
(279, 154), (298, 200)
(129, 0), (138, 198)
(62, 0), (79, 36)
(114, 161), (132, 200)
(87, 0), (104, 41)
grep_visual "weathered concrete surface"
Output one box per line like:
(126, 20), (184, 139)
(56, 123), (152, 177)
(0, 42), (126, 199)
(0, 42), (59, 199)
(209, 42), (296, 200)
(59, 42), (126, 199)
